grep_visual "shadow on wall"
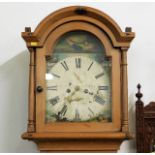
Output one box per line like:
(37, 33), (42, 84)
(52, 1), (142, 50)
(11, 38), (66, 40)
(128, 93), (137, 152)
(0, 51), (38, 152)
(118, 93), (137, 153)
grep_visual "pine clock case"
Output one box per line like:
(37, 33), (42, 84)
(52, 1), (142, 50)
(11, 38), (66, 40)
(21, 6), (135, 152)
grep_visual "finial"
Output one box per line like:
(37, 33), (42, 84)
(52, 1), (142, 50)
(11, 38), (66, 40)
(125, 27), (132, 32)
(136, 83), (143, 101)
(25, 27), (31, 33)
(75, 7), (87, 15)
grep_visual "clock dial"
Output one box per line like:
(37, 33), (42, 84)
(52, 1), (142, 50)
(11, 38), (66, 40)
(45, 31), (112, 123)
(46, 56), (111, 122)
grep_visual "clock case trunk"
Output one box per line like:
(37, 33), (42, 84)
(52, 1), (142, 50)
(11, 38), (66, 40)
(21, 6), (135, 152)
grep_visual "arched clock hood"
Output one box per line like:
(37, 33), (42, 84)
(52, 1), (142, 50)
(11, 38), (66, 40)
(22, 6), (135, 48)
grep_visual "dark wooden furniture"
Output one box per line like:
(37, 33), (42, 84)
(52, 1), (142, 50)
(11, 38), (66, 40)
(136, 84), (155, 153)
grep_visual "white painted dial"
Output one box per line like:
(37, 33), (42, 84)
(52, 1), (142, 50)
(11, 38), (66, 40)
(46, 55), (111, 122)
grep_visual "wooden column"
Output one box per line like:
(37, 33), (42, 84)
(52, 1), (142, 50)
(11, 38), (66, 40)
(121, 47), (129, 133)
(27, 47), (36, 132)
(135, 84), (144, 152)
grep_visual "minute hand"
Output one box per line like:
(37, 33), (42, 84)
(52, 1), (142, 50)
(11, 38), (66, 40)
(73, 72), (82, 83)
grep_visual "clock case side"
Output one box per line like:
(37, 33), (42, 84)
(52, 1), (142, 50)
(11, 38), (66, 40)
(21, 6), (135, 152)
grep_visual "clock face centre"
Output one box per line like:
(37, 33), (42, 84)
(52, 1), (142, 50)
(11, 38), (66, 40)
(74, 85), (80, 91)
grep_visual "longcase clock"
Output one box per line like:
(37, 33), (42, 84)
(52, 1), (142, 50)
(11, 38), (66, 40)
(21, 6), (135, 152)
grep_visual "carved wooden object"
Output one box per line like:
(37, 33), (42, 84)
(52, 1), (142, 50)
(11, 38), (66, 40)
(136, 84), (155, 153)
(21, 6), (135, 152)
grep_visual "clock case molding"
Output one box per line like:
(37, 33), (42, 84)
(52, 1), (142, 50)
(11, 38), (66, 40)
(21, 6), (135, 152)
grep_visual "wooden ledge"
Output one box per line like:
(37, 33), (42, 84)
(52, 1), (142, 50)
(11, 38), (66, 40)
(22, 132), (127, 140)
(21, 132), (129, 152)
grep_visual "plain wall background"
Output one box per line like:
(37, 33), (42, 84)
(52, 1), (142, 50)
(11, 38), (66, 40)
(0, 2), (155, 152)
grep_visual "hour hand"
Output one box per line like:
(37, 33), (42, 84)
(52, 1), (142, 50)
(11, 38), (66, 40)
(72, 97), (83, 102)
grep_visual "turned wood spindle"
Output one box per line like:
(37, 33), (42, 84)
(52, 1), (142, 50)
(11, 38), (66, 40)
(136, 84), (143, 101)
(135, 83), (144, 153)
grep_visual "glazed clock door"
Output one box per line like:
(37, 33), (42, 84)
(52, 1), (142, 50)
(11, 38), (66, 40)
(45, 31), (112, 123)
(36, 22), (121, 132)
